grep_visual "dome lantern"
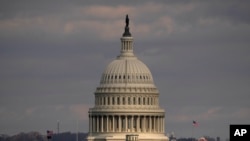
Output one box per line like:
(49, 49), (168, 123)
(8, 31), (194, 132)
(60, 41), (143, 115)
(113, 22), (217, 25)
(119, 15), (134, 58)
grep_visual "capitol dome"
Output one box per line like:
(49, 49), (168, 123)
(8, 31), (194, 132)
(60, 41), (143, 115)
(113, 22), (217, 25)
(87, 15), (169, 141)
(99, 47), (155, 88)
(96, 22), (158, 92)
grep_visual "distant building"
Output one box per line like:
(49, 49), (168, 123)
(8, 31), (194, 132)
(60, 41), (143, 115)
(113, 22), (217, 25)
(86, 15), (169, 141)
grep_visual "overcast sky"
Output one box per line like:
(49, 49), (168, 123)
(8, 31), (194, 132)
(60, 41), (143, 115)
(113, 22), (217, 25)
(0, 0), (250, 140)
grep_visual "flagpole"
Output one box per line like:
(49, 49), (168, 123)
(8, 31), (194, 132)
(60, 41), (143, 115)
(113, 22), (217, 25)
(192, 125), (194, 141)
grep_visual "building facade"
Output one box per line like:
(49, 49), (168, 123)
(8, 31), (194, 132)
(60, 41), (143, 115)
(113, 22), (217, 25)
(87, 15), (169, 141)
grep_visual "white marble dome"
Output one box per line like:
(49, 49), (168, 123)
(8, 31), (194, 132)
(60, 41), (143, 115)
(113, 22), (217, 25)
(100, 57), (154, 85)
(87, 15), (169, 141)
(98, 36), (156, 89)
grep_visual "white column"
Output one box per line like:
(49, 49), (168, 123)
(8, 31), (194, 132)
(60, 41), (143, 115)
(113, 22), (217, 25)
(157, 116), (159, 133)
(160, 116), (162, 133)
(105, 116), (108, 132)
(96, 116), (99, 132)
(136, 116), (139, 132)
(143, 116), (146, 132)
(101, 116), (103, 132)
(131, 116), (134, 132)
(163, 116), (165, 133)
(159, 116), (162, 132)
(158, 116), (161, 132)
(154, 116), (156, 132)
(125, 115), (128, 132)
(112, 115), (115, 132)
(119, 115), (121, 132)
(149, 116), (152, 132)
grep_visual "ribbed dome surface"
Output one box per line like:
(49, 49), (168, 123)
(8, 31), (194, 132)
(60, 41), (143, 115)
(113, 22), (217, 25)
(100, 57), (154, 85)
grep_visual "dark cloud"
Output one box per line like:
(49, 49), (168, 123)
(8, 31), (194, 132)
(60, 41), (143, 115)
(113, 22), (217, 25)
(0, 0), (250, 139)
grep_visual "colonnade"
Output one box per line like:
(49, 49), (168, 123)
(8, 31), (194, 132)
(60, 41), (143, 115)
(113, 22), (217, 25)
(95, 95), (158, 106)
(89, 114), (165, 133)
(121, 38), (133, 52)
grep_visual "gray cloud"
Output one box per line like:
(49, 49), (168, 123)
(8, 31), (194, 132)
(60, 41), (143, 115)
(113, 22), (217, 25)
(0, 0), (250, 140)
